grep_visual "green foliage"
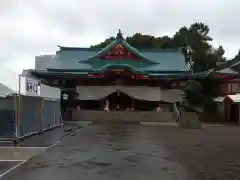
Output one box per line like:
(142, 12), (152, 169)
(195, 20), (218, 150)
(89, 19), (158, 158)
(233, 50), (240, 60)
(198, 78), (222, 98)
(91, 22), (226, 73)
(183, 80), (202, 105)
(182, 80), (203, 112)
(90, 37), (115, 49)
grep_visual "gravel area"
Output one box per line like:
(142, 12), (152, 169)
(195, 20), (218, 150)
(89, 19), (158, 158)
(147, 125), (240, 180)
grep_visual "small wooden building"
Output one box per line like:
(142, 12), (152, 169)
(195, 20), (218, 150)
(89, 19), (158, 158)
(212, 59), (240, 123)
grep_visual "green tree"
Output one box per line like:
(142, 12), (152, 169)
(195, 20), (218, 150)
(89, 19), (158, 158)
(90, 37), (115, 49)
(233, 50), (240, 60)
(172, 22), (225, 72)
(182, 80), (203, 112)
(184, 81), (202, 102)
(91, 22), (226, 73)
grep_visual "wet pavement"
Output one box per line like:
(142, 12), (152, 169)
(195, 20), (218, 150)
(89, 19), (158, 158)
(0, 162), (21, 176)
(2, 124), (189, 180)
(0, 124), (83, 179)
(0, 124), (82, 148)
(0, 147), (46, 161)
(0, 124), (82, 160)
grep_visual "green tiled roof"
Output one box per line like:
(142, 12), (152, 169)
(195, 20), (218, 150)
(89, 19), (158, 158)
(202, 58), (240, 77)
(41, 30), (191, 77)
(50, 47), (189, 73)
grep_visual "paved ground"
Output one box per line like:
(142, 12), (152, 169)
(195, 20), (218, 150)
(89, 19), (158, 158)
(0, 123), (82, 178)
(0, 123), (82, 148)
(2, 124), (188, 180)
(2, 124), (240, 180)
(0, 162), (21, 176)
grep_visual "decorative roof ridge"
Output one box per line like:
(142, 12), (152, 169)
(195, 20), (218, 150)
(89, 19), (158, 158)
(57, 46), (181, 53)
(58, 45), (102, 51)
(210, 59), (240, 72)
(86, 30), (158, 64)
(47, 64), (145, 74)
(46, 68), (91, 73)
(93, 64), (144, 73)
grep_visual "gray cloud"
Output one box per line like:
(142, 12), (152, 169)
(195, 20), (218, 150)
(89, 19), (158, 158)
(1, 0), (240, 73)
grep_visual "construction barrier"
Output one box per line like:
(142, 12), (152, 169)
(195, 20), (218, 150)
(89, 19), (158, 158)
(0, 95), (62, 140)
(0, 97), (16, 140)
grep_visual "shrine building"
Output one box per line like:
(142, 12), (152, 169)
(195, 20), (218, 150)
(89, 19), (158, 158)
(27, 30), (201, 122)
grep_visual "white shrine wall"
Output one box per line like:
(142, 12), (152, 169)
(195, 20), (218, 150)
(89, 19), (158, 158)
(76, 85), (183, 103)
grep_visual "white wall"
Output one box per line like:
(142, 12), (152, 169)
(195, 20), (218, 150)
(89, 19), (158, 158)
(35, 55), (54, 70)
(40, 84), (60, 99)
(76, 86), (183, 102)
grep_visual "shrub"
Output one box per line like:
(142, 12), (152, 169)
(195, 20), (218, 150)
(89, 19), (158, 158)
(182, 80), (203, 112)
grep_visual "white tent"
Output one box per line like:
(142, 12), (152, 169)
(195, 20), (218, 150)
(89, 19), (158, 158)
(0, 67), (19, 97)
(214, 94), (240, 103)
(0, 68), (19, 91)
(40, 84), (60, 99)
(0, 83), (16, 97)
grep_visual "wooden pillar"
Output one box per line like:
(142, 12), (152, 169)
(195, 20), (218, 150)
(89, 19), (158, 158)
(60, 90), (64, 120)
(238, 104), (240, 124)
(224, 98), (232, 122)
(67, 90), (77, 120)
(68, 91), (73, 120)
(16, 94), (21, 139)
(39, 99), (44, 132)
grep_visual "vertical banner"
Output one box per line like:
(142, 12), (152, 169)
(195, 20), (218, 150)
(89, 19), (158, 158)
(25, 77), (40, 96)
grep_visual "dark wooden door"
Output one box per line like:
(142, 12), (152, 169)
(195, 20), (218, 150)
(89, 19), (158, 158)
(229, 104), (239, 123)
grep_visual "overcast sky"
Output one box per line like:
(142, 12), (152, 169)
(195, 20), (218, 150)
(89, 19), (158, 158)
(1, 0), (240, 73)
